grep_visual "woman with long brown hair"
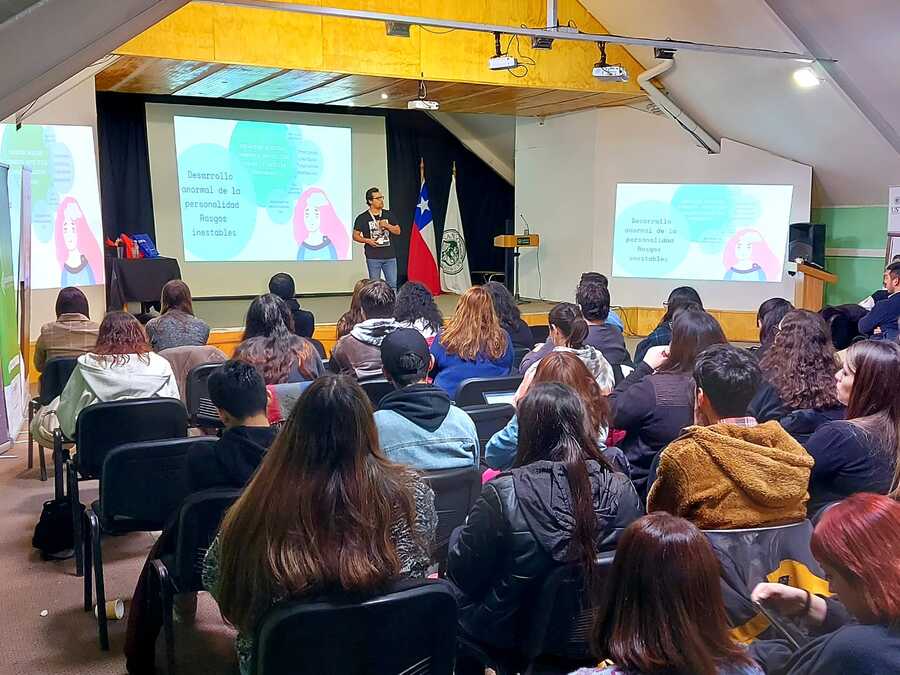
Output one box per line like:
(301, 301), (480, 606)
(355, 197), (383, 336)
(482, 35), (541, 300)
(579, 513), (762, 675)
(429, 285), (513, 398)
(485, 351), (612, 470)
(802, 339), (900, 515)
(203, 375), (436, 675)
(609, 307), (727, 498)
(449, 382), (641, 670)
(336, 278), (373, 338)
(145, 279), (210, 351)
(752, 309), (844, 439)
(53, 311), (180, 440)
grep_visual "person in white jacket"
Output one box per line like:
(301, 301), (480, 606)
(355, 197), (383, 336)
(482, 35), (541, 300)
(56, 311), (180, 439)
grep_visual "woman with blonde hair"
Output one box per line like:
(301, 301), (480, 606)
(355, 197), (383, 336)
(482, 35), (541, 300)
(429, 286), (513, 398)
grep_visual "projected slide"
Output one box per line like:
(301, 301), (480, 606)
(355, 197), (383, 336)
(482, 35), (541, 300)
(173, 116), (352, 262)
(0, 125), (104, 289)
(612, 183), (793, 283)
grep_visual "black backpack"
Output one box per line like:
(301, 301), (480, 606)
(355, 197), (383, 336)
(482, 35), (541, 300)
(32, 497), (84, 560)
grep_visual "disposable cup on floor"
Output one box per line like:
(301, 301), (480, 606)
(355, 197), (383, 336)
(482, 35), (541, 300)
(94, 598), (125, 620)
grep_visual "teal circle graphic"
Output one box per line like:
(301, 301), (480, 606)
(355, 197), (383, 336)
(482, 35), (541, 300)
(671, 184), (736, 253)
(265, 187), (294, 224)
(178, 143), (257, 260)
(228, 121), (298, 207)
(614, 200), (690, 277)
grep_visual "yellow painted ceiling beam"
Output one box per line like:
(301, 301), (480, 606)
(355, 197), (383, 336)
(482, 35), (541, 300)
(117, 0), (645, 94)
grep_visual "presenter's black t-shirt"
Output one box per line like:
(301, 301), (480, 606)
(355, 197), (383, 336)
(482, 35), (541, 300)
(354, 209), (397, 259)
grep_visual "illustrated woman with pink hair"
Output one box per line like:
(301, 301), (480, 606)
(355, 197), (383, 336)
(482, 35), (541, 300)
(293, 187), (350, 261)
(56, 196), (102, 286)
(722, 228), (781, 282)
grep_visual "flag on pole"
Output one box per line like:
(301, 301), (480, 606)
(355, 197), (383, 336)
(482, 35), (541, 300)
(440, 162), (472, 295)
(407, 159), (441, 294)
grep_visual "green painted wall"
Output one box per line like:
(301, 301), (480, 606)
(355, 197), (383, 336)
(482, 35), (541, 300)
(813, 206), (887, 305)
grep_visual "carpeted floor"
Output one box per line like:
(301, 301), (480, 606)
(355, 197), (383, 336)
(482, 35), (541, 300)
(0, 433), (237, 674)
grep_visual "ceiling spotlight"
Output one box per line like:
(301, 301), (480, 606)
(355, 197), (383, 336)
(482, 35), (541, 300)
(407, 80), (439, 110)
(592, 42), (628, 82)
(792, 66), (821, 88)
(380, 93), (389, 100)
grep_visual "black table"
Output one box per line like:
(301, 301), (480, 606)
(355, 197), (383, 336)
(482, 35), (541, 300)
(105, 256), (182, 311)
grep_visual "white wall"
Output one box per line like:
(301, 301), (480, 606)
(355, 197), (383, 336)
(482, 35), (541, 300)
(516, 106), (812, 311)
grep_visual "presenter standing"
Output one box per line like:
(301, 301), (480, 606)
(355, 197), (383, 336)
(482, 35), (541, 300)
(353, 187), (401, 290)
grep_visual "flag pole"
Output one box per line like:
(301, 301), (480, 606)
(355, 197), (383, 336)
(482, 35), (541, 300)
(420, 157), (425, 184)
(452, 160), (456, 177)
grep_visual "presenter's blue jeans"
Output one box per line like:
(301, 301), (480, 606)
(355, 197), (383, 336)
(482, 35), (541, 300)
(366, 257), (397, 290)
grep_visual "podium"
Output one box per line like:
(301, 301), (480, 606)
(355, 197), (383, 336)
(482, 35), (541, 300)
(494, 234), (540, 303)
(792, 262), (838, 311)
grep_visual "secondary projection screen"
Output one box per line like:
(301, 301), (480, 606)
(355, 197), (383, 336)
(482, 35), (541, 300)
(146, 103), (389, 296)
(612, 183), (794, 283)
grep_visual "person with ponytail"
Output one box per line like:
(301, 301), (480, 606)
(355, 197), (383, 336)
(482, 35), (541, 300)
(516, 302), (615, 402)
(448, 382), (642, 664)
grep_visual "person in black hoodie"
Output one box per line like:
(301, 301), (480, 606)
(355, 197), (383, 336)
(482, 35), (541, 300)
(186, 360), (278, 492)
(268, 272), (326, 357)
(448, 382), (642, 668)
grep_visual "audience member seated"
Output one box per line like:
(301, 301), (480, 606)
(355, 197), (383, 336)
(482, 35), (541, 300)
(750, 493), (900, 674)
(145, 280), (210, 352)
(484, 280), (534, 349)
(158, 344), (227, 403)
(648, 344), (814, 528)
(233, 294), (323, 385)
(857, 259), (899, 310)
(394, 280), (444, 345)
(33, 286), (99, 371)
(577, 513), (763, 675)
(487, 351), (625, 472)
(517, 302), (614, 399)
(51, 311), (180, 441)
(186, 360), (278, 492)
(520, 279), (630, 373)
(203, 376), (436, 675)
(335, 278), (372, 338)
(430, 286), (513, 398)
(752, 297), (793, 359)
(268, 272), (315, 338)
(609, 307), (726, 499)
(579, 272), (624, 331)
(803, 340), (900, 516)
(633, 286), (703, 364)
(858, 260), (900, 340)
(751, 310), (845, 441)
(329, 280), (400, 380)
(374, 328), (478, 470)
(448, 382), (642, 662)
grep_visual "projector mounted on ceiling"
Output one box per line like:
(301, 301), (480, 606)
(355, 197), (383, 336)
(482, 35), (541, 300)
(592, 42), (629, 82)
(408, 79), (439, 110)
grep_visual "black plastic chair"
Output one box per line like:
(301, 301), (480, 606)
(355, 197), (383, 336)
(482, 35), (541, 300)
(83, 436), (211, 649)
(151, 487), (242, 675)
(55, 398), (189, 577)
(27, 356), (78, 480)
(253, 578), (457, 675)
(461, 404), (516, 460)
(185, 363), (224, 429)
(512, 346), (530, 369)
(531, 325), (550, 344)
(360, 378), (395, 408)
(455, 376), (523, 407)
(421, 466), (482, 572)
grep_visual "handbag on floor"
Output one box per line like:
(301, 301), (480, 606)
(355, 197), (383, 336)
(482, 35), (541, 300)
(32, 497), (84, 560)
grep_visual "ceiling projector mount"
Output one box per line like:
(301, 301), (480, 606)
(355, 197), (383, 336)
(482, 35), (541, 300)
(407, 79), (439, 110)
(593, 42), (628, 82)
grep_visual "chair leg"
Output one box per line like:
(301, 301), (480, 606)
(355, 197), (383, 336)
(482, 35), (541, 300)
(88, 510), (109, 650)
(68, 464), (83, 577)
(83, 509), (93, 612)
(152, 560), (176, 675)
(38, 445), (48, 482)
(27, 401), (34, 470)
(53, 432), (65, 501)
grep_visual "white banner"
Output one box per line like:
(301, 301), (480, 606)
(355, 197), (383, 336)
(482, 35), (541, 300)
(439, 173), (472, 295)
(889, 186), (900, 234)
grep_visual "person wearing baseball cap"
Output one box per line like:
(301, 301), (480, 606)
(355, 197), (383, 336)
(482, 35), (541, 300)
(374, 328), (479, 470)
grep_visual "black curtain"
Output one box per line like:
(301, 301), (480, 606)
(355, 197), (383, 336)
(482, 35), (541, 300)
(94, 93), (513, 289)
(96, 92), (156, 242)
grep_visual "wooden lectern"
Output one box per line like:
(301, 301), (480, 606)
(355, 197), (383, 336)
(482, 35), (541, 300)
(494, 234), (540, 303)
(793, 263), (838, 311)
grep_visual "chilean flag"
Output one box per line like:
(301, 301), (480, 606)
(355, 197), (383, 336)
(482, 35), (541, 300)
(407, 179), (441, 295)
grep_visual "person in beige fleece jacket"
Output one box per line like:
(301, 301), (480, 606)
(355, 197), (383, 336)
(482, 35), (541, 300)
(648, 344), (814, 529)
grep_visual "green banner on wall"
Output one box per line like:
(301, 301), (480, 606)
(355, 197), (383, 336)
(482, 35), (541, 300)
(0, 163), (24, 445)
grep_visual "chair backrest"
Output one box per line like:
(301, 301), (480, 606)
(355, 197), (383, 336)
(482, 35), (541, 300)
(159, 345), (227, 403)
(360, 379), (395, 408)
(37, 357), (79, 404)
(421, 466), (483, 568)
(171, 487), (243, 590)
(74, 398), (189, 478)
(461, 403), (516, 459)
(455, 375), (523, 407)
(255, 578), (457, 675)
(512, 346), (530, 369)
(531, 325), (550, 344)
(268, 382), (312, 421)
(185, 362), (224, 427)
(99, 437), (214, 531)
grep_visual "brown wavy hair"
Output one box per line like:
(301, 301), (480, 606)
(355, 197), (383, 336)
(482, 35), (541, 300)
(439, 286), (508, 361)
(160, 279), (194, 316)
(759, 309), (839, 410)
(214, 376), (420, 634)
(93, 311), (151, 366)
(533, 351), (609, 433)
(336, 278), (374, 338)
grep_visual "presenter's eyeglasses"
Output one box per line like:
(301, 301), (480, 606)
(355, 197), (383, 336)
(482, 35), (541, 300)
(372, 195), (384, 201)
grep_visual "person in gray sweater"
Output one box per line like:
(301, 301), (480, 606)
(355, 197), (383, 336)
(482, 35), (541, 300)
(145, 280), (210, 351)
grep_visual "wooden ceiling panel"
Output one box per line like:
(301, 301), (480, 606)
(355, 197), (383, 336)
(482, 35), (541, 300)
(230, 70), (346, 101)
(175, 65), (284, 98)
(517, 92), (637, 116)
(281, 75), (399, 104)
(95, 57), (224, 94)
